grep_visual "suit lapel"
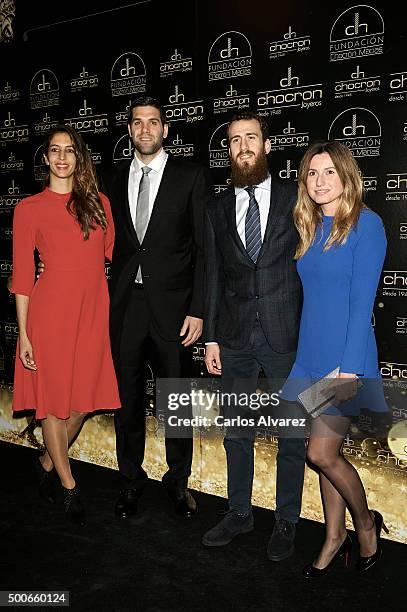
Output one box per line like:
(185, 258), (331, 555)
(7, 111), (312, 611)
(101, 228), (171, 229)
(141, 156), (175, 243)
(257, 178), (287, 261)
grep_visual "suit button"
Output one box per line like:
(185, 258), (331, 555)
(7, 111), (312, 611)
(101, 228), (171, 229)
(255, 295), (259, 299)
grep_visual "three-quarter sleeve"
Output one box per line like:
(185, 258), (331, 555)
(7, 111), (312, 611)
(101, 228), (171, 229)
(100, 192), (115, 261)
(340, 212), (387, 375)
(11, 202), (36, 297)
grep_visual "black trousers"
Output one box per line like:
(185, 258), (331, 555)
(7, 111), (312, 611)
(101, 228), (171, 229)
(114, 284), (192, 491)
(220, 319), (306, 521)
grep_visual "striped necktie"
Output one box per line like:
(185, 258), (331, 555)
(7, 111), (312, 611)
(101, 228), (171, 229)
(244, 186), (262, 262)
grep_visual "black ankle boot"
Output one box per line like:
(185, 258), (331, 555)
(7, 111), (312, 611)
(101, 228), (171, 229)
(62, 485), (86, 526)
(35, 456), (56, 504)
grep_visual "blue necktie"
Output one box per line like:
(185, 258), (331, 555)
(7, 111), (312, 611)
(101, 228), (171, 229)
(245, 186), (262, 262)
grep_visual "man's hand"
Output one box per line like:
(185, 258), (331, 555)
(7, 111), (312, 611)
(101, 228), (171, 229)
(19, 335), (37, 370)
(179, 316), (203, 346)
(204, 344), (222, 375)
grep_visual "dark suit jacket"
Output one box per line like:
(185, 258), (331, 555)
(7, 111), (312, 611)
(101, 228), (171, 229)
(203, 177), (302, 353)
(99, 156), (213, 358)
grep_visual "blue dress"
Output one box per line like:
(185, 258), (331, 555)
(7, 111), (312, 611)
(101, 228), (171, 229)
(283, 209), (388, 416)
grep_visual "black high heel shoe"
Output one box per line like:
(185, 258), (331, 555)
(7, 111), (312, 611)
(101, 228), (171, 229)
(303, 533), (352, 578)
(356, 510), (389, 572)
(62, 485), (86, 526)
(35, 455), (56, 504)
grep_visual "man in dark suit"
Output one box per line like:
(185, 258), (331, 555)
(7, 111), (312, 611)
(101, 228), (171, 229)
(100, 96), (213, 519)
(202, 111), (305, 560)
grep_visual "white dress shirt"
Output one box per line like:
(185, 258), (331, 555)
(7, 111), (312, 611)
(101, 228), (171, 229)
(128, 148), (168, 283)
(235, 175), (271, 246)
(206, 175), (271, 345)
(128, 147), (168, 227)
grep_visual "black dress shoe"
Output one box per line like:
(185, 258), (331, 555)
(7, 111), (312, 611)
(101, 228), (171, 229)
(62, 485), (86, 526)
(168, 488), (197, 518)
(267, 519), (296, 561)
(303, 534), (352, 578)
(35, 456), (56, 504)
(115, 488), (144, 519)
(356, 510), (389, 572)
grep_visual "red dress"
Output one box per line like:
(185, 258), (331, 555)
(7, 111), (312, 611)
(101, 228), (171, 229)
(11, 187), (121, 419)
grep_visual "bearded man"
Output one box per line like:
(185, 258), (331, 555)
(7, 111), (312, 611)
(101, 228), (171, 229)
(202, 111), (306, 561)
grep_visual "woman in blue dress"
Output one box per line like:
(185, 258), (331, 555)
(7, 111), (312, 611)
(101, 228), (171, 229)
(284, 141), (388, 577)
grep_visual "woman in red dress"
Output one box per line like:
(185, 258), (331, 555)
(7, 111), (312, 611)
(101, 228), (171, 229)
(12, 126), (121, 525)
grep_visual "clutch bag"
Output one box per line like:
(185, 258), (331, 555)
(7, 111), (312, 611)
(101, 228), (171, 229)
(297, 367), (360, 418)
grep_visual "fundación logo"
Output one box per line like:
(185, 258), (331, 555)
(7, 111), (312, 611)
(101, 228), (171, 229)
(0, 112), (29, 144)
(386, 172), (407, 202)
(163, 85), (204, 124)
(334, 65), (380, 99)
(208, 31), (252, 82)
(257, 66), (323, 115)
(400, 222), (407, 240)
(330, 5), (384, 62)
(269, 121), (309, 151)
(71, 66), (99, 92)
(268, 25), (311, 59)
(328, 107), (381, 157)
(33, 111), (59, 137)
(111, 52), (146, 97)
(33, 145), (48, 182)
(160, 49), (193, 78)
(209, 123), (229, 168)
(0, 81), (20, 104)
(65, 99), (108, 134)
(0, 179), (29, 209)
(381, 270), (407, 298)
(388, 70), (407, 102)
(213, 84), (250, 114)
(0, 151), (23, 173)
(30, 68), (59, 109)
(164, 134), (194, 157)
(113, 135), (134, 163)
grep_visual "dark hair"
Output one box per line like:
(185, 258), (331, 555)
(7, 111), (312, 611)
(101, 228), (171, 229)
(127, 95), (167, 126)
(227, 111), (270, 142)
(43, 125), (107, 240)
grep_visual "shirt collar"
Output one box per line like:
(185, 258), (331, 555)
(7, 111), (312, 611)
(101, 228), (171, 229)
(234, 174), (271, 196)
(132, 147), (168, 173)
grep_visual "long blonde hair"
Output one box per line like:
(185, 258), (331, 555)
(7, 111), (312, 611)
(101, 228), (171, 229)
(293, 141), (364, 259)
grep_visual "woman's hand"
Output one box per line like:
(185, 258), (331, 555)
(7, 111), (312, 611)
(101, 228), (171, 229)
(330, 372), (358, 405)
(19, 335), (37, 370)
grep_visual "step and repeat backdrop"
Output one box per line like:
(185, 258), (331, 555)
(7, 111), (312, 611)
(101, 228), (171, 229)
(0, 0), (406, 542)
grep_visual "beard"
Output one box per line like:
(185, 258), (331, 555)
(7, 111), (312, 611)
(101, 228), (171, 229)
(230, 150), (270, 188)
